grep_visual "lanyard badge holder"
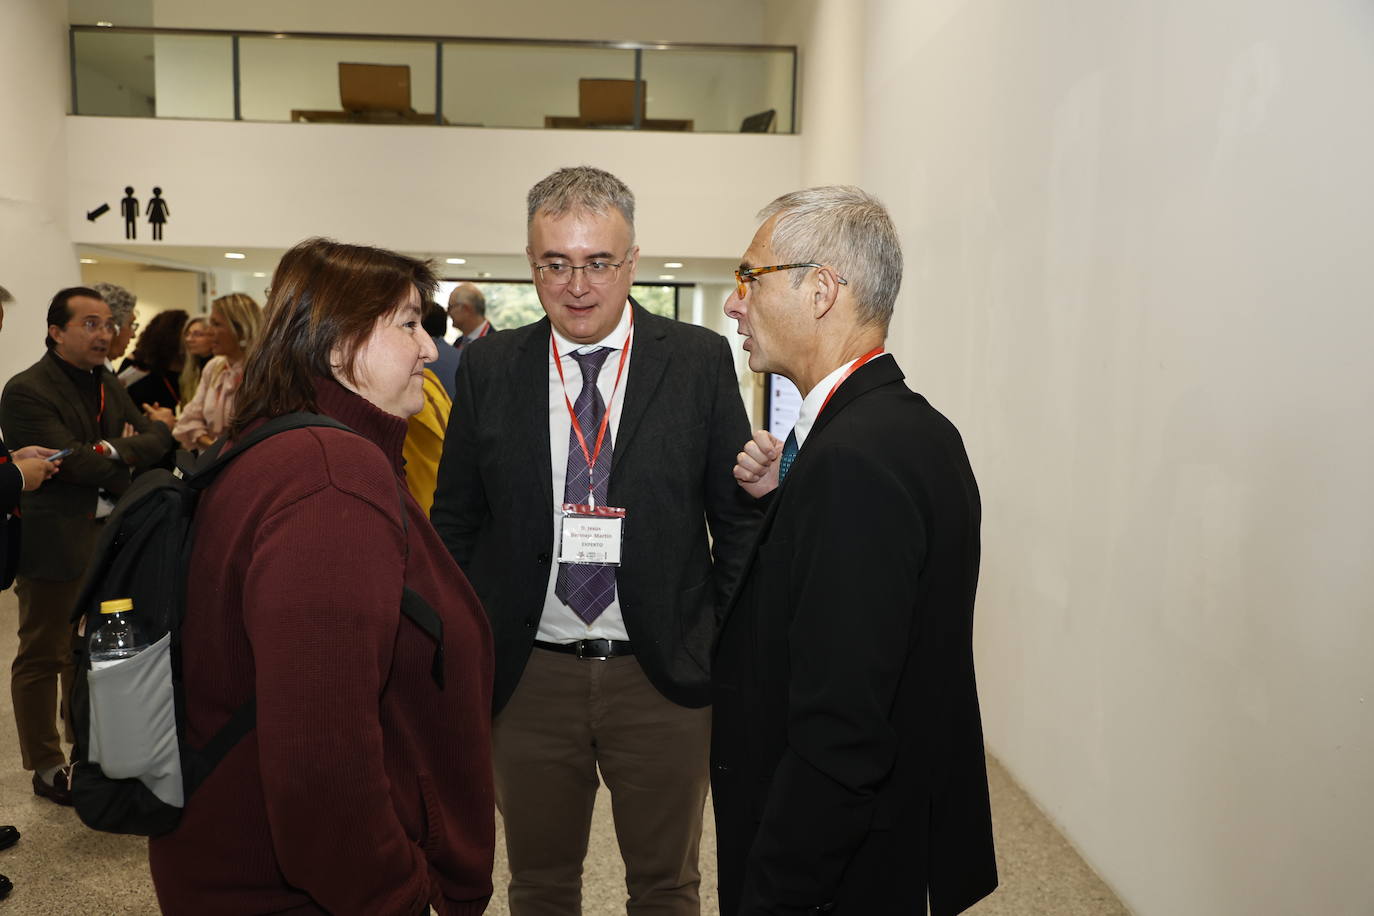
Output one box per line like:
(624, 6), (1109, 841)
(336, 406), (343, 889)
(552, 314), (634, 570)
(558, 502), (626, 566)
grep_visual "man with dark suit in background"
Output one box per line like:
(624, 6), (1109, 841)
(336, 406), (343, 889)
(432, 166), (760, 915)
(422, 301), (462, 401)
(0, 287), (175, 806)
(712, 187), (998, 915)
(447, 282), (495, 361)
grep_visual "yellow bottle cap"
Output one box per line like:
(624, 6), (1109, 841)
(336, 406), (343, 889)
(99, 598), (134, 614)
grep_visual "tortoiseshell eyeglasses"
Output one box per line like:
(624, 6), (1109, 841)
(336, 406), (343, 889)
(734, 263), (848, 299)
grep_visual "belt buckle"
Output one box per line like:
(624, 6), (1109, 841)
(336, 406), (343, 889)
(576, 640), (612, 661)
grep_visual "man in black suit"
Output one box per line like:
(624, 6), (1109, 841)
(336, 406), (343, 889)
(422, 302), (462, 402)
(712, 187), (998, 915)
(432, 166), (759, 915)
(0, 287), (175, 806)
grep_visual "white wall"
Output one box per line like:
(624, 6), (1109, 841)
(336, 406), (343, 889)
(1, 0), (80, 392)
(863, 1), (1374, 914)
(763, 0), (863, 184)
(65, 117), (803, 262)
(78, 262), (203, 325)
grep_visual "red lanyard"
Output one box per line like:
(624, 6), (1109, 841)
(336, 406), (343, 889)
(550, 311), (634, 503)
(818, 346), (885, 417)
(96, 382), (106, 425)
(476, 322), (491, 339)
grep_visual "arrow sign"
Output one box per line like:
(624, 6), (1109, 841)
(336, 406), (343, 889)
(87, 203), (110, 221)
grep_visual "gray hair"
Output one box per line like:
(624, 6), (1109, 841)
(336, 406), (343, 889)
(448, 282), (486, 316)
(758, 186), (902, 328)
(527, 166), (636, 241)
(90, 281), (137, 325)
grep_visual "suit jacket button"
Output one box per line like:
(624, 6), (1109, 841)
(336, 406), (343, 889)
(713, 763), (730, 773)
(536, 552), (550, 564)
(525, 618), (537, 628)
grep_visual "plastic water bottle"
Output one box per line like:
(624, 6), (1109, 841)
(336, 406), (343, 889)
(88, 598), (149, 670)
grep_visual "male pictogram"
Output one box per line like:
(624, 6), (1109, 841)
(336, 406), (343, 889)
(121, 187), (139, 239)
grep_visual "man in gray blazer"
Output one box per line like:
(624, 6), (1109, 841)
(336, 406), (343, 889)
(432, 166), (760, 915)
(0, 286), (174, 805)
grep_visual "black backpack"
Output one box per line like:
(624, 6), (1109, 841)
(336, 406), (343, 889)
(68, 412), (445, 836)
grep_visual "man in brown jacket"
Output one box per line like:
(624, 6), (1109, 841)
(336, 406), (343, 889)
(0, 286), (174, 804)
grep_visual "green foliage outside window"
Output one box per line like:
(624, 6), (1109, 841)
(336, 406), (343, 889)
(479, 283), (678, 330)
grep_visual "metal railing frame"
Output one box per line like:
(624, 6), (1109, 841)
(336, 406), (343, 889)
(68, 24), (797, 132)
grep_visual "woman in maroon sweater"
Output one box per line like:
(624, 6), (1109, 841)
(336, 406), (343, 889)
(149, 239), (494, 915)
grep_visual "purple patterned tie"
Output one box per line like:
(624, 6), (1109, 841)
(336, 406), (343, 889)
(555, 347), (616, 623)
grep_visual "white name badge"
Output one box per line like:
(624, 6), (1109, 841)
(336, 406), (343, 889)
(558, 503), (626, 567)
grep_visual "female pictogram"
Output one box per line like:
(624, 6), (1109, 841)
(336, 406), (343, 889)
(147, 187), (170, 240)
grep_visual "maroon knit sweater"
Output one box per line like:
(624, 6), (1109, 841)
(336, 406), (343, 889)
(149, 380), (494, 915)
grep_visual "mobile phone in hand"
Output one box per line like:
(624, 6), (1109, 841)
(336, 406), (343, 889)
(47, 448), (73, 462)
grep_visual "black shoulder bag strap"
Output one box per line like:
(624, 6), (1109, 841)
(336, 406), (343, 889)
(181, 413), (354, 796)
(184, 418), (444, 798)
(393, 479), (445, 690)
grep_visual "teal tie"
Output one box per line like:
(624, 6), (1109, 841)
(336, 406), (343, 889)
(778, 429), (799, 484)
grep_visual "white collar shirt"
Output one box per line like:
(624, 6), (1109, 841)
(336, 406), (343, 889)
(539, 302), (634, 643)
(461, 320), (491, 345)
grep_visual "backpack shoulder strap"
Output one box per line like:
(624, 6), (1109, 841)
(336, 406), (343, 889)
(401, 587), (445, 690)
(188, 413), (355, 488)
(181, 696), (257, 797)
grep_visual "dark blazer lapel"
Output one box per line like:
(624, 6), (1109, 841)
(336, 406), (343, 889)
(610, 302), (668, 476)
(517, 319), (556, 510)
(806, 353), (904, 444)
(39, 355), (98, 442)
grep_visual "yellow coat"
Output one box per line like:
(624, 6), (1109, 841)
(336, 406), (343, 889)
(403, 369), (451, 515)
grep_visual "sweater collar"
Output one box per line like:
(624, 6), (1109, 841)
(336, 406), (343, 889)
(312, 377), (408, 473)
(47, 348), (102, 386)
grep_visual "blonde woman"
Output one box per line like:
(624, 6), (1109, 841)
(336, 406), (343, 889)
(173, 294), (263, 451)
(179, 316), (213, 404)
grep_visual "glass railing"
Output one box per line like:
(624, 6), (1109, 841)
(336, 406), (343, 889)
(69, 26), (796, 134)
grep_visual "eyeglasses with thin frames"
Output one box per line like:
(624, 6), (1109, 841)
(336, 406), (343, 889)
(532, 257), (627, 288)
(74, 317), (119, 335)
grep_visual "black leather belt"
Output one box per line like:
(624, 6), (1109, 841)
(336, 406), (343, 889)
(534, 639), (634, 660)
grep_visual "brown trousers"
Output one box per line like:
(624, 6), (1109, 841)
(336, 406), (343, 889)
(493, 647), (711, 916)
(12, 575), (80, 772)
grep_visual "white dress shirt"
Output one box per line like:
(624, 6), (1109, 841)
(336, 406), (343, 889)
(538, 303), (634, 643)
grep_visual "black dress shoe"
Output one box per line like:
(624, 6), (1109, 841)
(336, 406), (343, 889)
(32, 769), (73, 806)
(0, 872), (11, 900)
(0, 826), (17, 851)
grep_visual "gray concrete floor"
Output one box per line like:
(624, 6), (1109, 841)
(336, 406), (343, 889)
(0, 587), (1129, 914)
